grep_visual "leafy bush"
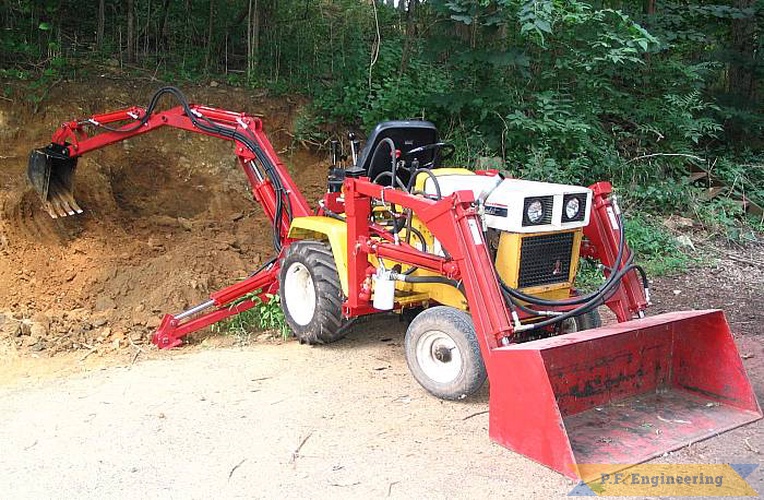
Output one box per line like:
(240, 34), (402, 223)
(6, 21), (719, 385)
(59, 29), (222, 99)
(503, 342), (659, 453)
(623, 214), (692, 275)
(213, 293), (290, 343)
(2, 0), (760, 249)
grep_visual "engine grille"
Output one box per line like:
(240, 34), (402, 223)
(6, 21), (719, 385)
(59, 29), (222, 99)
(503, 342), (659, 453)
(518, 232), (575, 288)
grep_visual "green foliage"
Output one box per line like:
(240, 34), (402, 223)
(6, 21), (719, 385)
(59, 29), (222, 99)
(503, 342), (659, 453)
(314, 40), (452, 131)
(256, 294), (290, 339)
(213, 292), (290, 343)
(712, 155), (764, 209)
(625, 179), (696, 213)
(292, 108), (326, 146)
(575, 258), (606, 293)
(1, 0), (761, 237)
(623, 214), (692, 275)
(577, 213), (693, 286)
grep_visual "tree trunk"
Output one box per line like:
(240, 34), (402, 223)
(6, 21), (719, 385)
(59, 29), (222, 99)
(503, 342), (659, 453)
(127, 0), (135, 63)
(96, 0), (105, 51)
(247, 0), (260, 81)
(728, 0), (755, 101)
(399, 0), (418, 75)
(143, 0), (151, 57)
(205, 0), (215, 73)
(159, 0), (172, 50)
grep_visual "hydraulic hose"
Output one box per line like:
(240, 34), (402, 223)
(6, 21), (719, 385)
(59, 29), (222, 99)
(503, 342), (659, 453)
(498, 211), (648, 333)
(501, 212), (628, 307)
(373, 171), (408, 190)
(507, 255), (639, 332)
(405, 168), (442, 199)
(394, 274), (460, 287)
(368, 137), (398, 186)
(88, 86), (292, 253)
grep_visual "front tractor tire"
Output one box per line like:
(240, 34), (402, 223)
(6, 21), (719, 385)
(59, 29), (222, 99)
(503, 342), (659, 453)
(404, 307), (487, 401)
(559, 308), (603, 334)
(279, 241), (346, 345)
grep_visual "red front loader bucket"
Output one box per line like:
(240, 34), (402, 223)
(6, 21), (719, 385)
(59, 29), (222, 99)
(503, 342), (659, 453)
(488, 310), (762, 480)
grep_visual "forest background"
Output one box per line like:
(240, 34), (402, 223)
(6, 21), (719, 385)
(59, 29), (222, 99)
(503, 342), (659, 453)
(1, 0), (762, 268)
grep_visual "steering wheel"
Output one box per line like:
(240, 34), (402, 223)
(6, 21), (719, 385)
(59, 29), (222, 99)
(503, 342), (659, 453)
(404, 142), (455, 168)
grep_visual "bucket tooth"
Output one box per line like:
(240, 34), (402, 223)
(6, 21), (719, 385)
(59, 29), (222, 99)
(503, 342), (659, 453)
(50, 187), (77, 216)
(49, 198), (68, 218)
(60, 189), (83, 214)
(60, 198), (76, 216)
(43, 203), (59, 219)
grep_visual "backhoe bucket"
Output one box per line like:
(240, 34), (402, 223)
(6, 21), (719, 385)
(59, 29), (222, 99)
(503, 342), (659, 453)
(488, 310), (761, 480)
(27, 148), (83, 218)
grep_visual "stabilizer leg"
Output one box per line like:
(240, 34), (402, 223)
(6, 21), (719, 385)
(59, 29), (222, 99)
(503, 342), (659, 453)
(152, 263), (280, 349)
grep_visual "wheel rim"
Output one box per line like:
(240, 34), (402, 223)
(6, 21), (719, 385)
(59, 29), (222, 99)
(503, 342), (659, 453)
(415, 329), (463, 384)
(560, 317), (579, 334)
(284, 262), (316, 326)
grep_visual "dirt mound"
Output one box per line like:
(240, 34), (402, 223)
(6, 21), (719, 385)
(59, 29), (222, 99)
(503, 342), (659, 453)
(0, 80), (329, 356)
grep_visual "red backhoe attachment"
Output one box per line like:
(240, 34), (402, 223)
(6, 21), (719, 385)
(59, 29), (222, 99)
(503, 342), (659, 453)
(488, 309), (761, 479)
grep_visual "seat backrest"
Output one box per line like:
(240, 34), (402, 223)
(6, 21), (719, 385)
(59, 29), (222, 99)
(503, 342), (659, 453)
(356, 120), (439, 185)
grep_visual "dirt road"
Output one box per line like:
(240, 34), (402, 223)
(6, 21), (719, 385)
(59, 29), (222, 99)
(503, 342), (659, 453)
(0, 317), (573, 499)
(2, 315), (763, 500)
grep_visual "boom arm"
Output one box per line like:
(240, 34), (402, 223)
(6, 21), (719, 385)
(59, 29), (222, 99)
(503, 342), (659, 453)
(582, 181), (649, 321)
(31, 97), (311, 240)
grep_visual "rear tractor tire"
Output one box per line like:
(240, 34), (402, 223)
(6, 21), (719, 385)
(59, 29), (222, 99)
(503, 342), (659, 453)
(404, 306), (487, 401)
(279, 241), (346, 345)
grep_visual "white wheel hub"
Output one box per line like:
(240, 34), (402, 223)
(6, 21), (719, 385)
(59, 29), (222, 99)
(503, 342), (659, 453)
(416, 330), (462, 384)
(284, 262), (316, 326)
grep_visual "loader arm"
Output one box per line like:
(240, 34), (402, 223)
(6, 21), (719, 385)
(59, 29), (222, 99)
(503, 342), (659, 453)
(581, 181), (649, 321)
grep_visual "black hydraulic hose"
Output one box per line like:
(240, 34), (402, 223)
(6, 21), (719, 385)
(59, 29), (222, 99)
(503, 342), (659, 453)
(248, 256), (278, 277)
(497, 213), (643, 333)
(369, 137), (398, 186)
(513, 254), (635, 316)
(401, 224), (426, 275)
(392, 263), (466, 299)
(501, 212), (629, 307)
(320, 203), (346, 223)
(405, 168), (442, 199)
(373, 171), (408, 190)
(506, 254), (636, 320)
(403, 225), (427, 252)
(633, 264), (649, 290)
(397, 274), (460, 288)
(508, 257), (639, 332)
(90, 86), (292, 253)
(377, 220), (427, 252)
